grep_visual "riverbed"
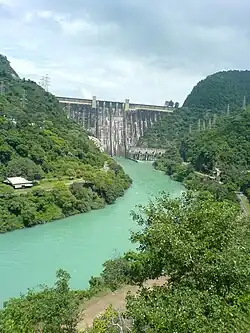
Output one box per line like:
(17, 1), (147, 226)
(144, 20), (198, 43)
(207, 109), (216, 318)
(0, 158), (184, 306)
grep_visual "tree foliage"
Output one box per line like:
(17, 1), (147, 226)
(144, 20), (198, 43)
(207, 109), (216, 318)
(123, 192), (250, 332)
(183, 70), (250, 110)
(0, 269), (80, 333)
(0, 54), (132, 232)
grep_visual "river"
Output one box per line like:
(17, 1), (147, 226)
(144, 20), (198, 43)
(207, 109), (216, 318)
(0, 158), (184, 306)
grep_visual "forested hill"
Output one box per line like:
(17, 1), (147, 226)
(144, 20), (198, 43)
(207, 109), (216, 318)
(0, 54), (131, 232)
(139, 68), (250, 203)
(183, 70), (250, 110)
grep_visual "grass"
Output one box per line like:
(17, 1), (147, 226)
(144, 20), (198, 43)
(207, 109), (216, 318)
(15, 178), (85, 195)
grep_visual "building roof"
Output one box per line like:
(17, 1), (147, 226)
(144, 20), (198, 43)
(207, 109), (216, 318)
(5, 177), (33, 185)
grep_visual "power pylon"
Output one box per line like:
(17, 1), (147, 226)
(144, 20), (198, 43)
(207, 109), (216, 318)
(39, 74), (50, 91)
(21, 89), (27, 108)
(208, 118), (212, 129)
(242, 95), (246, 110)
(198, 119), (201, 132)
(202, 120), (206, 131)
(213, 114), (216, 126)
(0, 81), (5, 96)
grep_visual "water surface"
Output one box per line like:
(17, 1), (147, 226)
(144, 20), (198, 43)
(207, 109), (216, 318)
(0, 158), (184, 306)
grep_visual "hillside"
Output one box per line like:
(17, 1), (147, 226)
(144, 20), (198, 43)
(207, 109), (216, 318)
(140, 70), (250, 149)
(139, 69), (250, 203)
(183, 70), (250, 110)
(137, 106), (220, 148)
(0, 54), (131, 232)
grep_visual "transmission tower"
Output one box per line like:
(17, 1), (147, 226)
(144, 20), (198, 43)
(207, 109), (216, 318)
(208, 118), (212, 129)
(202, 120), (206, 131)
(242, 95), (246, 110)
(213, 114), (216, 126)
(21, 89), (27, 108)
(0, 81), (5, 96)
(39, 74), (50, 91)
(227, 104), (230, 116)
(198, 119), (201, 132)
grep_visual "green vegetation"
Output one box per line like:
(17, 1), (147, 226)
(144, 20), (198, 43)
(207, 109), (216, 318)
(152, 108), (250, 202)
(183, 70), (250, 110)
(2, 192), (249, 332)
(0, 269), (80, 332)
(85, 192), (250, 332)
(138, 106), (221, 148)
(139, 70), (250, 204)
(1, 63), (250, 331)
(0, 54), (131, 232)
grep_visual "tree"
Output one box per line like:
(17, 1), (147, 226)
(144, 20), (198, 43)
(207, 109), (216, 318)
(0, 269), (80, 333)
(0, 145), (12, 163)
(0, 54), (132, 233)
(6, 157), (44, 180)
(101, 258), (131, 291)
(123, 192), (250, 332)
(87, 306), (132, 333)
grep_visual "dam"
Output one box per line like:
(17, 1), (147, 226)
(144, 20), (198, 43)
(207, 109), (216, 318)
(57, 96), (177, 156)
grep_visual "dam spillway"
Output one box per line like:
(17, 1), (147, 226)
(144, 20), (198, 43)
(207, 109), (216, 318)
(58, 96), (176, 155)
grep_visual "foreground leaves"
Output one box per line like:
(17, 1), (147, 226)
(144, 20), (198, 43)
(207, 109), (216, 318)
(0, 269), (80, 333)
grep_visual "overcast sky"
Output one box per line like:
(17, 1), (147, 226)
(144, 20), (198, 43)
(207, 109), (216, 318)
(0, 0), (249, 105)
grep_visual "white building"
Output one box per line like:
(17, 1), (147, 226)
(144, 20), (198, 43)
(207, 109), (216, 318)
(4, 177), (34, 189)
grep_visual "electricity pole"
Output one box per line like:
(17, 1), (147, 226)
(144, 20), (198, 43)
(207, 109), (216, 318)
(44, 74), (50, 91)
(0, 81), (4, 96)
(242, 95), (246, 110)
(208, 118), (212, 129)
(213, 114), (216, 126)
(21, 89), (27, 108)
(202, 120), (206, 131)
(198, 119), (201, 132)
(39, 74), (50, 91)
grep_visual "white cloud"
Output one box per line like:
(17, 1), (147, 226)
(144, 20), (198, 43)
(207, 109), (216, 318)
(1, 0), (250, 105)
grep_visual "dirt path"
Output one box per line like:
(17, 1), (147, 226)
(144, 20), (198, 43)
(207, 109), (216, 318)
(77, 277), (167, 331)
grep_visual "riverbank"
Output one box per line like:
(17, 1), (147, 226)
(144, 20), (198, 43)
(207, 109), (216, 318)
(0, 161), (132, 234)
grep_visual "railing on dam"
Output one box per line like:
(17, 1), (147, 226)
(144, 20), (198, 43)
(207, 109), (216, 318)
(57, 96), (174, 113)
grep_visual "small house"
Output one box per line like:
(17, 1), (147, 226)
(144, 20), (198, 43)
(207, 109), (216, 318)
(4, 177), (34, 189)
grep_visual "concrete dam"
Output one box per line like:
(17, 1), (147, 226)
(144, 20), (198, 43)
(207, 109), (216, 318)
(58, 96), (175, 158)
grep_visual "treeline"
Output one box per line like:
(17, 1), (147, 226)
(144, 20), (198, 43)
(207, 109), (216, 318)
(1, 192), (250, 332)
(139, 70), (250, 202)
(0, 54), (132, 232)
(0, 163), (131, 233)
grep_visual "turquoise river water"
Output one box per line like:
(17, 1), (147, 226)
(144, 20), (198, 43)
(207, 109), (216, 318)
(0, 158), (184, 306)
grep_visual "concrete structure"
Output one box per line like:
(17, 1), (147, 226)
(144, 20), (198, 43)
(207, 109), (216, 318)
(127, 147), (165, 161)
(58, 96), (175, 156)
(4, 177), (33, 189)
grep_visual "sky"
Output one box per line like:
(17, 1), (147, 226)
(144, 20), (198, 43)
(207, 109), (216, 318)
(0, 0), (249, 105)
